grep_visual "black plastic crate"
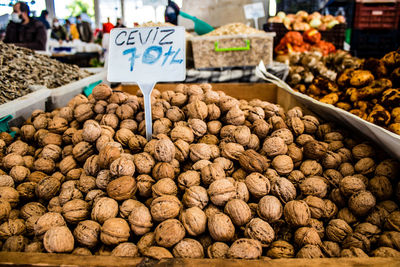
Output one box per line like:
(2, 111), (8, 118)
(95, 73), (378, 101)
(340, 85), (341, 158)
(279, 0), (323, 13)
(351, 29), (399, 58)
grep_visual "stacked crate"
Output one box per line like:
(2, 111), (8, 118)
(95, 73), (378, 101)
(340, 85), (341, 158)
(351, 0), (400, 58)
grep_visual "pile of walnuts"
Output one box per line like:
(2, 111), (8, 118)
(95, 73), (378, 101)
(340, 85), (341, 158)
(0, 83), (400, 260)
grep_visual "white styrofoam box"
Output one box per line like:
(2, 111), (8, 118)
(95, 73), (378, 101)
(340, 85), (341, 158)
(256, 63), (400, 160)
(49, 71), (108, 109)
(0, 89), (51, 127)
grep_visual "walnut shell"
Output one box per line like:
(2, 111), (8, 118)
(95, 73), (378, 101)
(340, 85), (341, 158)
(62, 199), (89, 224)
(284, 200), (311, 227)
(106, 176), (137, 201)
(245, 173), (270, 199)
(266, 240), (295, 258)
(208, 179), (236, 206)
(182, 186), (209, 209)
(207, 242), (229, 258)
(150, 195), (182, 222)
(128, 201), (153, 235)
(208, 213), (235, 242)
(74, 220), (101, 247)
(154, 219), (185, 248)
(227, 238), (262, 259)
(100, 218), (130, 246)
(172, 238), (204, 258)
(111, 242), (140, 257)
(224, 199), (251, 226)
(180, 207), (207, 236)
(245, 218), (274, 246)
(91, 197), (118, 224)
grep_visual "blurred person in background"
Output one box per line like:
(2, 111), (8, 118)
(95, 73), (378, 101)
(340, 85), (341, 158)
(115, 18), (125, 28)
(4, 1), (47, 50)
(76, 14), (92, 42)
(51, 18), (68, 42)
(102, 17), (113, 34)
(65, 19), (79, 40)
(165, 0), (180, 25)
(37, 10), (50, 30)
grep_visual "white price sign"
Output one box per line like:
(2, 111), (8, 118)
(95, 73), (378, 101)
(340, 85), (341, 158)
(107, 26), (186, 140)
(243, 2), (265, 19)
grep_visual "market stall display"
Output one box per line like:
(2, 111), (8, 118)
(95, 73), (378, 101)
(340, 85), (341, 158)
(191, 23), (275, 69)
(0, 83), (399, 260)
(265, 11), (347, 50)
(0, 42), (92, 104)
(285, 49), (400, 135)
(275, 30), (336, 56)
(268, 11), (346, 31)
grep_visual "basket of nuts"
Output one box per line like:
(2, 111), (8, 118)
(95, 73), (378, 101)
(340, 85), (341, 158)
(0, 83), (399, 265)
(191, 23), (275, 69)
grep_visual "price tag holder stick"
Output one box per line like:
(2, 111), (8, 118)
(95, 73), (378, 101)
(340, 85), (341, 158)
(138, 81), (156, 140)
(107, 26), (186, 140)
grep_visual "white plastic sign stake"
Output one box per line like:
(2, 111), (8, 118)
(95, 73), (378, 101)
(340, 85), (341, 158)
(243, 2), (265, 29)
(107, 26), (186, 140)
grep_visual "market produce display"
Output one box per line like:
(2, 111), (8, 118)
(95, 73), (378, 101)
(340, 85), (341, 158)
(0, 83), (399, 259)
(275, 30), (336, 56)
(0, 42), (91, 104)
(268, 11), (346, 31)
(204, 23), (265, 36)
(287, 49), (400, 135)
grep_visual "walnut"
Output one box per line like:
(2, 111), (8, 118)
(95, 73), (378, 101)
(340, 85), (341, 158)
(342, 232), (371, 252)
(287, 170), (305, 187)
(294, 227), (322, 247)
(172, 238), (204, 258)
(208, 213), (235, 242)
(226, 106), (245, 125)
(91, 197), (118, 224)
(135, 174), (154, 198)
(62, 199), (89, 224)
(128, 201), (153, 235)
(296, 244), (324, 258)
(48, 117), (68, 134)
(20, 202), (46, 220)
(385, 211), (400, 231)
(47, 197), (62, 213)
(100, 218), (130, 245)
(199, 163), (224, 186)
(207, 242), (229, 258)
(186, 100), (208, 120)
(180, 207), (207, 236)
(74, 220), (101, 247)
(0, 219), (26, 239)
(152, 178), (177, 197)
(2, 235), (29, 252)
(20, 125), (36, 142)
(85, 190), (106, 206)
(355, 158), (376, 175)
(340, 176), (366, 197)
(303, 140), (327, 160)
(24, 241), (44, 253)
(2, 153), (24, 170)
(0, 175), (14, 187)
(142, 246), (173, 259)
(238, 150), (269, 173)
(208, 178), (236, 206)
(304, 196), (325, 219)
(355, 222), (381, 244)
(257, 195), (283, 223)
(262, 137), (287, 157)
(43, 226), (74, 253)
(34, 212), (66, 238)
(300, 177), (328, 198)
(39, 144), (62, 162)
(220, 142), (244, 161)
(111, 242), (140, 257)
(244, 172), (270, 199)
(189, 143), (211, 162)
(252, 119), (270, 139)
(284, 200), (311, 227)
(182, 186), (209, 209)
(154, 219), (185, 248)
(176, 170), (199, 191)
(375, 159), (399, 180)
(266, 240), (295, 258)
(35, 176), (60, 201)
(271, 177), (297, 203)
(227, 238), (262, 259)
(7, 140), (28, 156)
(133, 152), (155, 174)
(378, 231), (400, 250)
(368, 176), (393, 200)
(244, 218), (274, 246)
(224, 199), (251, 226)
(371, 247), (400, 257)
(323, 169), (343, 187)
(348, 190), (376, 217)
(150, 195), (182, 222)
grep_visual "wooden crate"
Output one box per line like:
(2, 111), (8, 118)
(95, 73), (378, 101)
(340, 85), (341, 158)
(1, 83), (399, 266)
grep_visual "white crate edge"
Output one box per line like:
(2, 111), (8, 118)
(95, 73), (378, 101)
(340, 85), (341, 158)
(49, 71), (107, 109)
(0, 89), (51, 120)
